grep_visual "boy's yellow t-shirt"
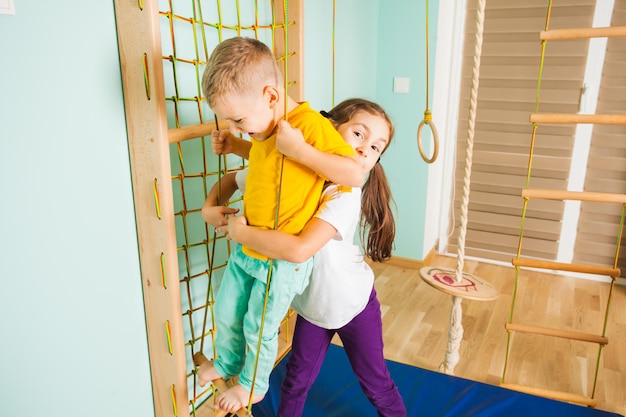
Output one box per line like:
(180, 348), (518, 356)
(243, 101), (355, 260)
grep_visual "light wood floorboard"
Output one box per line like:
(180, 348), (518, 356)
(349, 254), (626, 415)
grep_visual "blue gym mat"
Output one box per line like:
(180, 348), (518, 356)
(252, 344), (623, 417)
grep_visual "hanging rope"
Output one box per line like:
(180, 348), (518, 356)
(439, 0), (486, 374)
(417, 0), (439, 164)
(197, 113), (222, 357)
(246, 1), (290, 413)
(192, 7), (290, 413)
(331, 0), (336, 107)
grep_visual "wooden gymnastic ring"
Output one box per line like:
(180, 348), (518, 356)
(417, 119), (439, 164)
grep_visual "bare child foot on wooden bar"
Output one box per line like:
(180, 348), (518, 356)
(216, 383), (264, 413)
(194, 352), (261, 414)
(193, 352), (221, 387)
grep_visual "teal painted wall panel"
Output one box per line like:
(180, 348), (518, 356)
(304, 0), (435, 260)
(375, 0), (438, 259)
(0, 2), (437, 416)
(304, 0), (379, 110)
(0, 2), (154, 417)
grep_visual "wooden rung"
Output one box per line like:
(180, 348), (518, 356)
(193, 351), (209, 367)
(540, 26), (626, 41)
(522, 188), (626, 204)
(168, 120), (230, 144)
(512, 257), (620, 278)
(505, 322), (608, 345)
(206, 405), (237, 417)
(530, 113), (626, 125)
(500, 383), (598, 407)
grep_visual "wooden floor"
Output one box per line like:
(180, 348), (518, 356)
(363, 254), (626, 416)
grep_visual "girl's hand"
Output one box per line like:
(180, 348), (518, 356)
(202, 204), (240, 229)
(276, 120), (307, 159)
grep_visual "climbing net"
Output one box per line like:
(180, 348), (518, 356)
(158, 0), (300, 413)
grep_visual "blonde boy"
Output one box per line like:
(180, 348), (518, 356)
(196, 36), (364, 412)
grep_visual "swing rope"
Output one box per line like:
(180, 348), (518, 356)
(439, 0), (486, 374)
(417, 0), (439, 164)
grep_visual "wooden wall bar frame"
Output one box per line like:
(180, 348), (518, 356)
(113, 1), (188, 415)
(113, 1), (304, 415)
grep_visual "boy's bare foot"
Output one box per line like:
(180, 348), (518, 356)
(215, 383), (264, 413)
(194, 353), (221, 387)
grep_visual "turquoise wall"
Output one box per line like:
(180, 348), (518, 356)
(304, 0), (379, 109)
(375, 1), (438, 259)
(0, 2), (154, 417)
(305, 0), (436, 259)
(0, 1), (436, 416)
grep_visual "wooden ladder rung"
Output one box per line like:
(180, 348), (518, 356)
(500, 383), (598, 407)
(512, 258), (620, 279)
(530, 113), (626, 125)
(540, 26), (626, 41)
(505, 322), (608, 345)
(168, 120), (230, 144)
(522, 188), (626, 204)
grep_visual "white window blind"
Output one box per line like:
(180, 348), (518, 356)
(572, 1), (626, 279)
(449, 0), (596, 263)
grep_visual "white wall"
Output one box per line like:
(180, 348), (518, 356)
(0, 2), (155, 417)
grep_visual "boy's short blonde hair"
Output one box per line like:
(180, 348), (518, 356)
(202, 37), (283, 108)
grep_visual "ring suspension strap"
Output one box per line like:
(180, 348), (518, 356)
(332, 0), (336, 107)
(417, 0), (439, 164)
(247, 0), (290, 412)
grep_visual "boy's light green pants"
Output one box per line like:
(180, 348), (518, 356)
(213, 243), (313, 395)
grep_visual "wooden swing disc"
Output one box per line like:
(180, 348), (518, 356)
(419, 266), (498, 301)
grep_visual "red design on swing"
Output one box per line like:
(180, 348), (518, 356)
(432, 271), (478, 293)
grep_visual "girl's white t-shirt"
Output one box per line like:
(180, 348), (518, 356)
(235, 169), (373, 329)
(290, 184), (374, 329)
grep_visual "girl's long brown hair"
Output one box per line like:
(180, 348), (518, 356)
(325, 98), (396, 262)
